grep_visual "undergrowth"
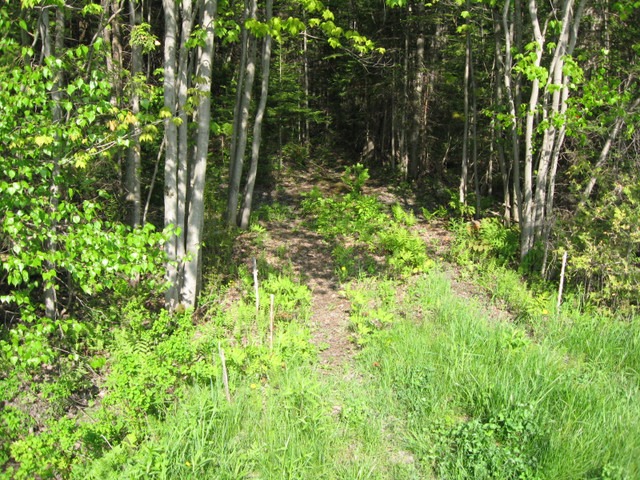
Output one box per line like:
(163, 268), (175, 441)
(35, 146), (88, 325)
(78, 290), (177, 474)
(301, 164), (431, 278)
(0, 259), (317, 479)
(5, 164), (639, 479)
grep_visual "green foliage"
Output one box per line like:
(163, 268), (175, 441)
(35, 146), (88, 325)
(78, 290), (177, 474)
(449, 217), (520, 267)
(129, 23), (159, 54)
(254, 201), (294, 223)
(357, 271), (640, 479)
(391, 203), (417, 227)
(261, 272), (312, 321)
(429, 406), (540, 480)
(557, 178), (640, 313)
(341, 162), (370, 194)
(343, 278), (399, 345)
(421, 204), (448, 221)
(302, 166), (432, 279)
(103, 308), (209, 427)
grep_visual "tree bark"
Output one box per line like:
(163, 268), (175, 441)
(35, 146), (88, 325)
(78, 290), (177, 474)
(493, 6), (511, 223)
(181, 0), (218, 307)
(126, 0), (143, 228)
(459, 16), (471, 206)
(409, 2), (425, 180)
(175, 0), (193, 284)
(163, 0), (179, 309)
(226, 0), (258, 226)
(240, 0), (273, 230)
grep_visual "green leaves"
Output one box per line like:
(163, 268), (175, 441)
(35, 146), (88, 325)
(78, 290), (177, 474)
(130, 22), (159, 53)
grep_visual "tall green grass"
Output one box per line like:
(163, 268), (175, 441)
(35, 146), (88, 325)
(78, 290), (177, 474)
(359, 270), (640, 479)
(76, 256), (640, 478)
(77, 364), (424, 480)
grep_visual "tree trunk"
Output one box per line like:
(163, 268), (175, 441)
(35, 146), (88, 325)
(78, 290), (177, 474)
(240, 0), (273, 230)
(520, 0), (545, 260)
(163, 0), (179, 309)
(398, 3), (410, 179)
(471, 31), (480, 219)
(175, 0), (193, 286)
(181, 0), (218, 307)
(228, 0), (250, 191)
(459, 16), (471, 206)
(519, 0), (586, 262)
(493, 6), (511, 223)
(409, 3), (425, 180)
(302, 20), (310, 145)
(226, 0), (258, 226)
(126, 0), (142, 228)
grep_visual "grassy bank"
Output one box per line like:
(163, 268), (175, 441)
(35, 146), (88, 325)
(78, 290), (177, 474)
(82, 268), (640, 479)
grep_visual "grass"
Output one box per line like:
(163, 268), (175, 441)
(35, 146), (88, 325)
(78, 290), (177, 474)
(79, 267), (640, 479)
(77, 366), (422, 479)
(40, 178), (640, 479)
(358, 271), (640, 479)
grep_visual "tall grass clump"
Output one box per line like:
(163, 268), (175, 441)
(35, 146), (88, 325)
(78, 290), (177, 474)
(357, 270), (640, 479)
(78, 363), (424, 480)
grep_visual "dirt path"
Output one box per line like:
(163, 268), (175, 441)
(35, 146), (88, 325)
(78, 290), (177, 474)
(236, 163), (512, 370)
(234, 166), (358, 370)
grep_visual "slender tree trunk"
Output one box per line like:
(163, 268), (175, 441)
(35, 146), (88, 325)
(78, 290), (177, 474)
(302, 21), (310, 145)
(175, 0), (193, 287)
(181, 0), (218, 307)
(226, 0), (258, 226)
(240, 0), (273, 230)
(520, 0), (545, 260)
(110, 0), (125, 186)
(228, 0), (250, 189)
(399, 4), (410, 179)
(409, 3), (425, 180)
(532, 0), (578, 243)
(126, 0), (142, 228)
(493, 6), (510, 223)
(471, 35), (480, 219)
(42, 7), (65, 320)
(520, 0), (585, 262)
(100, 0), (113, 72)
(510, 0), (523, 222)
(163, 0), (179, 309)
(459, 19), (471, 206)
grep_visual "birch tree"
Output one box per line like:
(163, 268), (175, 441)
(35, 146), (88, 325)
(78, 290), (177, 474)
(162, 0), (218, 309)
(226, 0), (258, 227)
(518, 0), (585, 261)
(240, 0), (274, 229)
(126, 0), (143, 228)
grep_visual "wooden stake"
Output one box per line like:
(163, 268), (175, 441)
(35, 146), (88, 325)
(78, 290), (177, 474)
(252, 256), (259, 315)
(557, 251), (568, 312)
(218, 342), (231, 404)
(269, 294), (275, 352)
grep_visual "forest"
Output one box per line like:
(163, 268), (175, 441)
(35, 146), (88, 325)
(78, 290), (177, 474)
(1, 0), (639, 478)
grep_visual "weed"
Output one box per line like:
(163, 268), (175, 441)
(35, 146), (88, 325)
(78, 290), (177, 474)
(391, 203), (417, 227)
(342, 163), (370, 194)
(421, 204), (448, 220)
(254, 202), (294, 223)
(302, 166), (432, 280)
(356, 271), (640, 479)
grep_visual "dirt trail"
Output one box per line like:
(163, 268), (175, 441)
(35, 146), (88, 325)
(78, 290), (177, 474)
(238, 163), (511, 370)
(234, 166), (358, 370)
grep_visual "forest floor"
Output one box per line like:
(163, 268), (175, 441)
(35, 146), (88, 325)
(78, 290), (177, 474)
(233, 162), (512, 372)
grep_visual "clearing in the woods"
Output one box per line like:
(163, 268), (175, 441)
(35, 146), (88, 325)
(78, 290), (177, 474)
(19, 163), (640, 479)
